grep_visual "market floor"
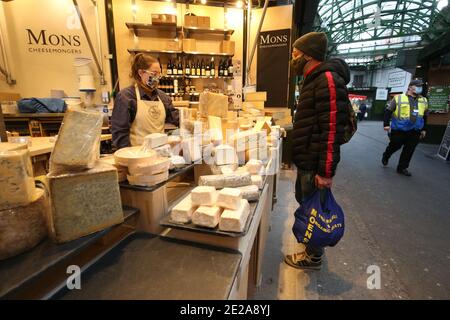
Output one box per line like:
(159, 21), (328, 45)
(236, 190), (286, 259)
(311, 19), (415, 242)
(252, 121), (450, 300)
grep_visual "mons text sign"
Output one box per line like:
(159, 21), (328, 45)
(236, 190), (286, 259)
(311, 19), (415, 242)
(26, 29), (82, 55)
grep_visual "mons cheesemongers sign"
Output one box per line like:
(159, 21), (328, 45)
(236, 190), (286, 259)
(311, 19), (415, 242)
(257, 29), (291, 107)
(26, 29), (82, 54)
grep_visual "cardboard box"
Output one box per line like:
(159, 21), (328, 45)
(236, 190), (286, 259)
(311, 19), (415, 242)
(221, 40), (235, 55)
(182, 39), (197, 52)
(166, 40), (181, 51)
(152, 14), (177, 26)
(185, 15), (198, 28)
(197, 16), (210, 28)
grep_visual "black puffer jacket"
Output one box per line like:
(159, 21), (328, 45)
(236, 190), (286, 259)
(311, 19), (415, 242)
(292, 58), (350, 178)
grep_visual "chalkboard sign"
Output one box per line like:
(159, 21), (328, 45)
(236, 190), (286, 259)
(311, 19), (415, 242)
(437, 120), (450, 161)
(428, 86), (450, 112)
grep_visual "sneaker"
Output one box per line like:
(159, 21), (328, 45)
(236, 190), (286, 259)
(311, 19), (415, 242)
(397, 168), (412, 176)
(382, 155), (389, 166)
(284, 252), (322, 270)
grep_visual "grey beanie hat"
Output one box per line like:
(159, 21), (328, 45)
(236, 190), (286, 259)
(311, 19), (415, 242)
(293, 32), (328, 61)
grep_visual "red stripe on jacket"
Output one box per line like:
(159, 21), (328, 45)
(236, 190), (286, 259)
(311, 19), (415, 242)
(324, 71), (337, 178)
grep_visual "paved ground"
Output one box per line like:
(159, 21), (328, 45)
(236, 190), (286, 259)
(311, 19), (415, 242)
(252, 121), (450, 300)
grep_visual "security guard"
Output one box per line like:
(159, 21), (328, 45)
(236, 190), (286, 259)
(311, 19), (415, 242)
(382, 79), (428, 176)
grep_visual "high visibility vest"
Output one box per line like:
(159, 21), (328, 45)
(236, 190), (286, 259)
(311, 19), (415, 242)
(391, 94), (428, 131)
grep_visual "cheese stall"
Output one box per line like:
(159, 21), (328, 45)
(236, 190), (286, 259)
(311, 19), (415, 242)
(0, 0), (293, 300)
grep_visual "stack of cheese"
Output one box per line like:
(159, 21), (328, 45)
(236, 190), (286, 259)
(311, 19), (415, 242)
(198, 169), (263, 196)
(46, 109), (124, 243)
(264, 108), (292, 127)
(170, 186), (250, 232)
(240, 92), (267, 128)
(98, 155), (128, 182)
(0, 143), (48, 260)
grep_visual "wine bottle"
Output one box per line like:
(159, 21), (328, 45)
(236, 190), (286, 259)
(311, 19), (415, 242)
(228, 59), (233, 76)
(172, 59), (177, 75)
(210, 58), (215, 77)
(200, 59), (205, 76)
(219, 59), (223, 76)
(206, 60), (211, 77)
(185, 59), (191, 76)
(196, 59), (201, 76)
(223, 59), (228, 77)
(167, 60), (172, 76)
(178, 60), (183, 75)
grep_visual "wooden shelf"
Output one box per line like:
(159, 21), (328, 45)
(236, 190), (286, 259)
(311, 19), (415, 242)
(127, 48), (182, 55)
(184, 26), (234, 37)
(183, 51), (234, 57)
(127, 49), (233, 57)
(126, 22), (181, 36)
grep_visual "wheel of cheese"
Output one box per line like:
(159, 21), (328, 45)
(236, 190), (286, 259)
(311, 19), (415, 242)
(127, 170), (169, 187)
(113, 146), (157, 167)
(128, 156), (170, 175)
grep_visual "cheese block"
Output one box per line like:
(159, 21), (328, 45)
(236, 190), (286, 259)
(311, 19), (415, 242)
(246, 147), (268, 162)
(127, 170), (169, 187)
(236, 185), (259, 201)
(237, 151), (246, 165)
(98, 155), (128, 182)
(0, 142), (28, 152)
(251, 175), (263, 189)
(128, 157), (170, 175)
(143, 133), (168, 149)
(208, 116), (223, 143)
(0, 188), (48, 260)
(242, 101), (264, 110)
(170, 194), (196, 224)
(245, 91), (267, 102)
(50, 109), (102, 172)
(168, 135), (182, 147)
(267, 135), (279, 148)
(214, 144), (237, 166)
(254, 120), (272, 135)
(169, 155), (186, 170)
(153, 144), (172, 157)
(0, 149), (36, 210)
(219, 199), (250, 233)
(191, 186), (217, 206)
(255, 130), (268, 147)
(199, 92), (228, 118)
(198, 174), (225, 189)
(192, 205), (223, 228)
(223, 172), (252, 188)
(218, 163), (237, 174)
(217, 188), (242, 210)
(114, 146), (158, 167)
(245, 159), (263, 175)
(182, 136), (202, 163)
(47, 163), (123, 243)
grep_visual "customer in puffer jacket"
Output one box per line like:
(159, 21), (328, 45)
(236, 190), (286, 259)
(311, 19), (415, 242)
(285, 32), (350, 270)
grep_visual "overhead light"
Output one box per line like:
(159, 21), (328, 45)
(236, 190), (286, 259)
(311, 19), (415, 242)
(236, 1), (243, 9)
(417, 65), (422, 68)
(201, 0), (207, 4)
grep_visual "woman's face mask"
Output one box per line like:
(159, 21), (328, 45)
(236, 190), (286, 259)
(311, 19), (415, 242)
(414, 86), (423, 95)
(291, 54), (308, 76)
(141, 70), (160, 90)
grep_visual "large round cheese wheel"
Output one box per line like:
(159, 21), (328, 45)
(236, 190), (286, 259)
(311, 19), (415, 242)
(113, 146), (157, 167)
(0, 188), (48, 260)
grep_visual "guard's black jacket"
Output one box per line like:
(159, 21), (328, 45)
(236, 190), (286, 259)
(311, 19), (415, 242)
(292, 58), (350, 178)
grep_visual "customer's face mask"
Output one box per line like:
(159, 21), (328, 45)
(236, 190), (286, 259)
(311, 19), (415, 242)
(291, 54), (308, 76)
(414, 86), (423, 95)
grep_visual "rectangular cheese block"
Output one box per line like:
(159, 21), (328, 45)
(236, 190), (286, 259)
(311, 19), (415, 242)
(143, 133), (168, 149)
(251, 175), (263, 189)
(254, 120), (272, 134)
(219, 199), (250, 232)
(243, 101), (264, 110)
(0, 149), (36, 210)
(199, 92), (228, 118)
(223, 172), (252, 188)
(153, 144), (172, 157)
(217, 188), (242, 210)
(215, 144), (237, 166)
(191, 186), (217, 206)
(237, 151), (246, 165)
(246, 147), (268, 162)
(170, 194), (196, 224)
(267, 135), (279, 148)
(127, 157), (170, 175)
(245, 91), (267, 102)
(208, 116), (223, 143)
(192, 205), (223, 228)
(236, 185), (259, 201)
(168, 135), (182, 147)
(245, 159), (263, 175)
(182, 136), (202, 163)
(47, 163), (123, 243)
(0, 188), (48, 260)
(198, 174), (225, 189)
(127, 170), (169, 187)
(50, 109), (102, 173)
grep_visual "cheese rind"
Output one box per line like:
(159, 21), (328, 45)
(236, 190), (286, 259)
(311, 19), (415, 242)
(153, 144), (172, 157)
(170, 194), (196, 223)
(191, 186), (217, 206)
(128, 157), (170, 175)
(198, 174), (225, 189)
(219, 199), (250, 232)
(217, 188), (242, 210)
(50, 109), (102, 172)
(199, 92), (228, 118)
(0, 188), (48, 260)
(143, 133), (168, 149)
(0, 149), (36, 210)
(47, 163), (123, 243)
(192, 205), (223, 228)
(251, 175), (263, 189)
(236, 185), (259, 201)
(245, 159), (263, 175)
(114, 146), (158, 167)
(223, 172), (252, 188)
(127, 170), (169, 187)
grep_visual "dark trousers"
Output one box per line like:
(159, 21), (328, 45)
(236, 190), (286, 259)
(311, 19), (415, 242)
(383, 130), (421, 171)
(295, 171), (325, 257)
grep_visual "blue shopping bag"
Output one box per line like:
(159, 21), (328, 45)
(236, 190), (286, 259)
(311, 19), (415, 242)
(292, 189), (345, 248)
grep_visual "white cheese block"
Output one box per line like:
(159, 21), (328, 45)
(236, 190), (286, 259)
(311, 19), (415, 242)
(50, 109), (102, 172)
(219, 199), (250, 232)
(223, 172), (252, 188)
(192, 205), (223, 228)
(267, 135), (279, 148)
(246, 147), (268, 162)
(182, 136), (202, 163)
(0, 188), (48, 260)
(217, 188), (242, 210)
(271, 125), (281, 138)
(199, 92), (228, 118)
(169, 155), (186, 170)
(0, 149), (36, 210)
(143, 133), (168, 149)
(127, 170), (169, 187)
(214, 144), (237, 166)
(191, 186), (217, 206)
(236, 185), (259, 201)
(128, 157), (170, 175)
(198, 174), (225, 189)
(168, 135), (182, 146)
(219, 164), (238, 174)
(237, 151), (246, 165)
(170, 194), (196, 224)
(47, 163), (123, 243)
(251, 175), (263, 189)
(153, 144), (172, 157)
(245, 159), (263, 175)
(114, 146), (158, 167)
